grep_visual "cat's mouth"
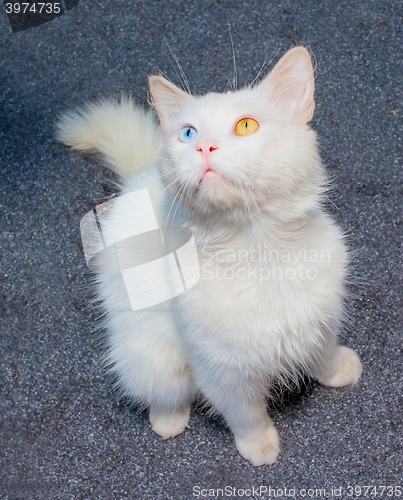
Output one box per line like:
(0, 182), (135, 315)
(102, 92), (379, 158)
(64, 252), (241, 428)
(190, 167), (249, 210)
(199, 168), (227, 185)
(194, 167), (235, 198)
(203, 168), (218, 179)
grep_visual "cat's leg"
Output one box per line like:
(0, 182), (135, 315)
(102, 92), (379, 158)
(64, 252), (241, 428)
(105, 305), (195, 439)
(149, 403), (191, 440)
(230, 397), (280, 467)
(193, 366), (279, 466)
(311, 335), (363, 387)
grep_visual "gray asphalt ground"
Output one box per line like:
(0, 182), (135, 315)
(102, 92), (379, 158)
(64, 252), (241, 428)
(1, 1), (402, 499)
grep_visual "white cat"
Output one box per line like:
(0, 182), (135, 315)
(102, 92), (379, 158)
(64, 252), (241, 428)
(56, 47), (362, 466)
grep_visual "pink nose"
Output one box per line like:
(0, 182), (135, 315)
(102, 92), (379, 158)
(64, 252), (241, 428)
(196, 144), (218, 160)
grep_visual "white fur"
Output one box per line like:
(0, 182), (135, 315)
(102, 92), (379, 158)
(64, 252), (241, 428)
(55, 97), (162, 180)
(57, 47), (362, 466)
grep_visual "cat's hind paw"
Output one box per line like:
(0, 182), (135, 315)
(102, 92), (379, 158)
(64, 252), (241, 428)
(318, 346), (363, 388)
(235, 425), (280, 466)
(149, 404), (190, 439)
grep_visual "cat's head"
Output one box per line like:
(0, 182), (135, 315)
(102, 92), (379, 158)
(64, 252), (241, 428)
(149, 47), (325, 224)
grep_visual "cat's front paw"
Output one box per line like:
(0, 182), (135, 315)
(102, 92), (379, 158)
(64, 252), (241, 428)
(149, 404), (190, 439)
(318, 346), (363, 387)
(235, 425), (280, 466)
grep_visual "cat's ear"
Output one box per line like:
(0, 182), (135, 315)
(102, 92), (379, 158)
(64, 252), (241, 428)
(149, 75), (192, 132)
(258, 47), (315, 125)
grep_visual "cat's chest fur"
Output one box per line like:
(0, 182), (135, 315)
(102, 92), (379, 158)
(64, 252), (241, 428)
(175, 214), (347, 376)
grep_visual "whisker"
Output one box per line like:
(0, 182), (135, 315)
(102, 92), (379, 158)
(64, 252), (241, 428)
(170, 181), (189, 228)
(246, 184), (264, 222)
(155, 175), (180, 198)
(241, 182), (262, 234)
(249, 48), (280, 87)
(244, 59), (254, 89)
(164, 35), (191, 95)
(138, 167), (180, 190)
(164, 182), (186, 232)
(218, 71), (234, 90)
(232, 170), (275, 219)
(109, 147), (177, 163)
(148, 64), (173, 84)
(239, 181), (250, 226)
(227, 22), (237, 90)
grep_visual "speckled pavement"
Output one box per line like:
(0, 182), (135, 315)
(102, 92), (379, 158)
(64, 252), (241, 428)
(1, 1), (402, 499)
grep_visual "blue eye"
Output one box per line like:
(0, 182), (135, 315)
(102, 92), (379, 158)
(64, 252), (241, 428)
(179, 126), (197, 143)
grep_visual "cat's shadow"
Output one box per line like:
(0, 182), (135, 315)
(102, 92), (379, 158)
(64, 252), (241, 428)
(266, 375), (318, 412)
(120, 375), (318, 430)
(197, 375), (318, 429)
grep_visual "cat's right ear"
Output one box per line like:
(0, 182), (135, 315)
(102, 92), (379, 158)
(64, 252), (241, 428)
(257, 47), (315, 126)
(148, 75), (192, 133)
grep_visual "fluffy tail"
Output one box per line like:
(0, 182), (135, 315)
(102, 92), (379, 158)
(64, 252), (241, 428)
(55, 98), (163, 181)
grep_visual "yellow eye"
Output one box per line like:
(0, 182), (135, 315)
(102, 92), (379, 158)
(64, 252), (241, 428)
(234, 118), (259, 137)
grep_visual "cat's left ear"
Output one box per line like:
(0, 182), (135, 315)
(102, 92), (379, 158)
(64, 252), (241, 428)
(149, 75), (192, 133)
(258, 46), (315, 126)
